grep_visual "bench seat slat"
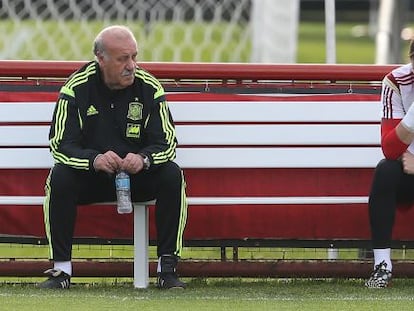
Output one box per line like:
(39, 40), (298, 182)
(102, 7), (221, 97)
(0, 195), (368, 205)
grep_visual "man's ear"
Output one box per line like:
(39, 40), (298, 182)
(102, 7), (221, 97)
(96, 52), (105, 65)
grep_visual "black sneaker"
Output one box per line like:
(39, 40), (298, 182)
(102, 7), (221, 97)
(157, 255), (186, 289)
(365, 260), (392, 288)
(37, 268), (71, 289)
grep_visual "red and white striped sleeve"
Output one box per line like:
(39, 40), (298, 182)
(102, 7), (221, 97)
(380, 72), (409, 160)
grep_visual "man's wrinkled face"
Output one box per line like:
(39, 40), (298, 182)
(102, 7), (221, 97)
(98, 36), (137, 90)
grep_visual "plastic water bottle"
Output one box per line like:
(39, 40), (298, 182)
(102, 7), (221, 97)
(115, 171), (133, 214)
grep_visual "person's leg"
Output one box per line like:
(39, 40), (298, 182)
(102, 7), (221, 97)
(368, 159), (403, 269)
(130, 161), (188, 289)
(44, 164), (82, 265)
(131, 161), (188, 257)
(40, 164), (115, 288)
(154, 162), (187, 258)
(366, 158), (414, 287)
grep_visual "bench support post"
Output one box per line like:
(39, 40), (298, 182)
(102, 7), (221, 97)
(133, 203), (149, 288)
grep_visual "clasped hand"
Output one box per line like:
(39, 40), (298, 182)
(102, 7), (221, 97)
(93, 151), (145, 174)
(402, 151), (414, 175)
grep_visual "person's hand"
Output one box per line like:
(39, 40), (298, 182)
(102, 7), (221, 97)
(121, 152), (145, 174)
(93, 151), (123, 173)
(402, 151), (414, 175)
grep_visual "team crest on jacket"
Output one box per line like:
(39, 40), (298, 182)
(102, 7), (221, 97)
(127, 101), (143, 121)
(126, 123), (140, 138)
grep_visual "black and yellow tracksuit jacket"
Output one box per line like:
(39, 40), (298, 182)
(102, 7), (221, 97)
(49, 61), (177, 169)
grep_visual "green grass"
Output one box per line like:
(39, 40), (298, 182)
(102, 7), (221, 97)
(2, 19), (411, 63)
(0, 19), (251, 62)
(1, 278), (414, 311)
(298, 22), (413, 64)
(298, 22), (375, 63)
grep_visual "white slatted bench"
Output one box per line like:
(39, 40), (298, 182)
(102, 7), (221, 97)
(0, 98), (382, 288)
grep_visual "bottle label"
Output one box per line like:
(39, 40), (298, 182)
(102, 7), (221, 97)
(115, 177), (130, 190)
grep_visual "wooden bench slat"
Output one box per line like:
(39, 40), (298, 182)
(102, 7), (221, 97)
(0, 195), (368, 205)
(176, 147), (383, 168)
(0, 124), (380, 146)
(170, 101), (381, 122)
(0, 101), (380, 123)
(0, 103), (54, 122)
(0, 147), (383, 168)
(177, 124), (380, 145)
(0, 126), (49, 146)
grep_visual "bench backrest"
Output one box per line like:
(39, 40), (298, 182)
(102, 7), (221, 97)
(3, 92), (414, 244)
(0, 96), (383, 169)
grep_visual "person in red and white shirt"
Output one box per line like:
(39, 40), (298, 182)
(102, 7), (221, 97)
(366, 40), (414, 288)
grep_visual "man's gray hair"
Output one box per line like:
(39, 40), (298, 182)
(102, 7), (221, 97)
(93, 25), (136, 57)
(93, 36), (104, 56)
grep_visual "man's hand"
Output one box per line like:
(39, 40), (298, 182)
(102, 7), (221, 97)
(121, 152), (145, 174)
(402, 151), (414, 175)
(93, 151), (123, 173)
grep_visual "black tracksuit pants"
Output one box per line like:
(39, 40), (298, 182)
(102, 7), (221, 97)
(368, 158), (414, 248)
(43, 161), (187, 261)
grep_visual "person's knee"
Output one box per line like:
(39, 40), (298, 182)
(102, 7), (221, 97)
(49, 164), (78, 192)
(157, 161), (184, 186)
(374, 159), (402, 180)
(371, 159), (402, 194)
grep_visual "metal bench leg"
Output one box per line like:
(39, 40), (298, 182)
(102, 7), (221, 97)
(133, 203), (149, 288)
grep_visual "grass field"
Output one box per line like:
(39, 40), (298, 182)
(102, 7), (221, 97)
(0, 19), (411, 63)
(2, 243), (414, 311)
(1, 278), (414, 311)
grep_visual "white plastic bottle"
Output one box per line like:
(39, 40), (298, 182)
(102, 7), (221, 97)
(115, 171), (133, 214)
